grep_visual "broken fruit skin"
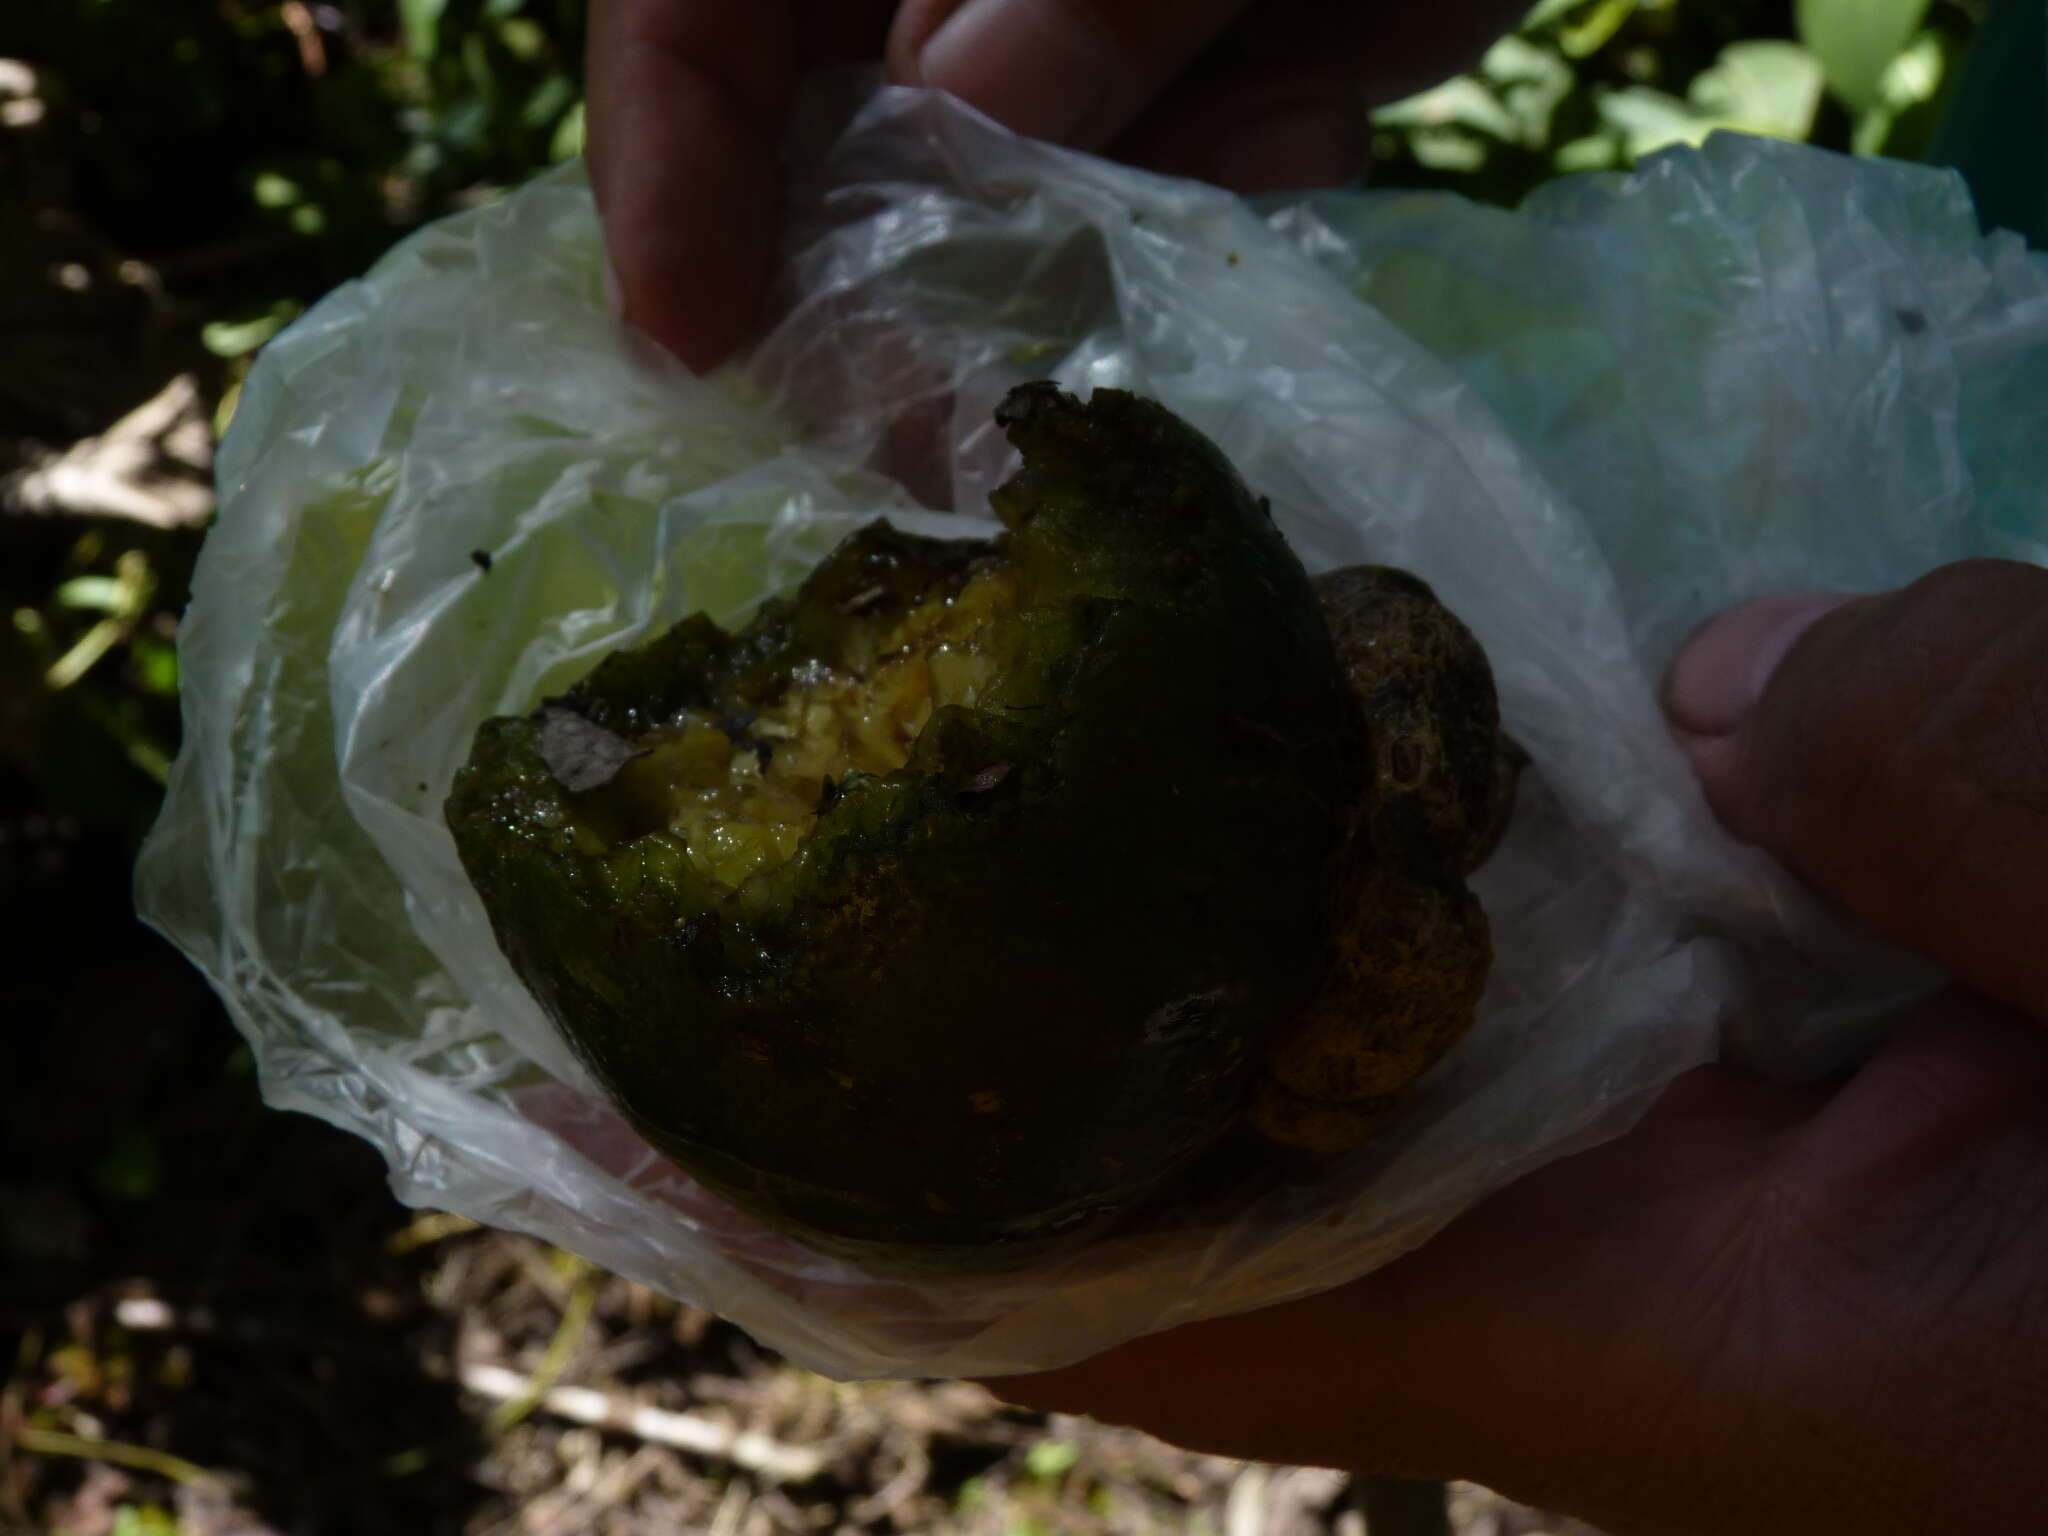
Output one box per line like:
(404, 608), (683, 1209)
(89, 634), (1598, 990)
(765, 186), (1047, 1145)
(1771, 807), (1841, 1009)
(1247, 567), (1516, 1158)
(446, 383), (1362, 1272)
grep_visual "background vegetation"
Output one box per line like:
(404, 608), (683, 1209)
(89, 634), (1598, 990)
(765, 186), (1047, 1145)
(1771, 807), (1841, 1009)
(0, 1), (2003, 1531)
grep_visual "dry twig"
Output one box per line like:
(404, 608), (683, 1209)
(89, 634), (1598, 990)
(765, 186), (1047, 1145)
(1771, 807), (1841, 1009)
(459, 1365), (826, 1483)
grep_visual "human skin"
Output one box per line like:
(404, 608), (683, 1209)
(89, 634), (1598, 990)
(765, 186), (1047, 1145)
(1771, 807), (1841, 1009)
(584, 0), (1528, 370)
(988, 560), (2048, 1536)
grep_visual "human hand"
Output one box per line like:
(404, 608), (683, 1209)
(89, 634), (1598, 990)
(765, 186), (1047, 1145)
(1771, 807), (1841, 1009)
(585, 0), (1529, 370)
(986, 559), (2048, 1536)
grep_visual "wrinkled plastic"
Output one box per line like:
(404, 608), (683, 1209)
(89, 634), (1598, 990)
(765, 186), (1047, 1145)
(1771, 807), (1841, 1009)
(137, 85), (2048, 1380)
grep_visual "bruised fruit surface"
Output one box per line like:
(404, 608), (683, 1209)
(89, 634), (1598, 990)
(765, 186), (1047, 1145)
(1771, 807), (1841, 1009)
(1248, 567), (1520, 1157)
(446, 383), (1369, 1270)
(448, 385), (1522, 1270)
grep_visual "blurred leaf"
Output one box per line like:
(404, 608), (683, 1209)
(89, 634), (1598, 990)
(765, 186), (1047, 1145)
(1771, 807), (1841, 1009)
(498, 16), (546, 59)
(1596, 84), (1707, 155)
(1024, 1439), (1081, 1481)
(56, 576), (129, 614)
(1485, 33), (1571, 87)
(400, 0), (448, 62)
(549, 98), (585, 161)
(134, 641), (180, 698)
(1555, 132), (1624, 171)
(461, 31), (498, 100)
(200, 300), (303, 359)
(213, 377), (245, 441)
(1409, 126), (1494, 171)
(522, 73), (574, 132)
(1376, 76), (1520, 141)
(1560, 0), (1640, 59)
(440, 94), (491, 151)
(1853, 29), (1953, 155)
(1521, 0), (1592, 31)
(252, 170), (302, 208)
(1690, 40), (1825, 141)
(1483, 34), (1577, 144)
(111, 1505), (179, 1536)
(1880, 28), (1946, 107)
(1798, 0), (1931, 113)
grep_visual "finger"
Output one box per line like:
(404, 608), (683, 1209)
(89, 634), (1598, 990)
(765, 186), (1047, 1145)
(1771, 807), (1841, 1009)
(886, 0), (1252, 152)
(1187, 0), (1533, 112)
(1783, 989), (2048, 1235)
(586, 1), (896, 370)
(1664, 560), (2048, 1022)
(1105, 67), (1372, 194)
(890, 0), (1528, 194)
(585, 0), (790, 370)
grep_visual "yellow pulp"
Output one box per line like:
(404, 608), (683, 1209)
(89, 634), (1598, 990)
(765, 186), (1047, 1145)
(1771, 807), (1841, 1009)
(605, 563), (1019, 890)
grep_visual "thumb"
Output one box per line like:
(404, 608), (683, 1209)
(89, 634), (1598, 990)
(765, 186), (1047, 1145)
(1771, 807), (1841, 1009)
(1664, 559), (2048, 1020)
(886, 0), (1249, 152)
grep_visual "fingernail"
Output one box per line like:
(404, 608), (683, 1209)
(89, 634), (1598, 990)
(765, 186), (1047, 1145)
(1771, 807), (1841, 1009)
(1665, 593), (1852, 738)
(917, 0), (1115, 145)
(1216, 104), (1362, 194)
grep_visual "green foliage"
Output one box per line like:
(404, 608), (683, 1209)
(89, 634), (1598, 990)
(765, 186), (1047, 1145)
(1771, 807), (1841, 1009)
(111, 1504), (180, 1536)
(1024, 1439), (1082, 1482)
(15, 0), (586, 364)
(1369, 0), (1980, 205)
(1798, 0), (1932, 112)
(9, 532), (185, 808)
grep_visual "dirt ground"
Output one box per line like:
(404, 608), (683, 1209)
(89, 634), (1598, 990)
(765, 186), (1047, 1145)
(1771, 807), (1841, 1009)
(10, 1196), (1611, 1536)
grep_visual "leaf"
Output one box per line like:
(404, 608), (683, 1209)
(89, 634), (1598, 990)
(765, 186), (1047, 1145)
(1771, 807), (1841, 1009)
(1520, 0), (1591, 32)
(521, 73), (575, 132)
(1024, 1438), (1081, 1481)
(1559, 0), (1639, 59)
(1595, 85), (1709, 156)
(1554, 132), (1623, 172)
(1798, 0), (1931, 113)
(200, 301), (303, 359)
(1482, 34), (1576, 145)
(1690, 40), (1825, 142)
(1852, 30), (1955, 158)
(1373, 77), (1520, 141)
(549, 99), (586, 162)
(251, 170), (301, 208)
(56, 575), (129, 613)
(135, 639), (180, 698)
(399, 0), (447, 63)
(111, 1505), (179, 1536)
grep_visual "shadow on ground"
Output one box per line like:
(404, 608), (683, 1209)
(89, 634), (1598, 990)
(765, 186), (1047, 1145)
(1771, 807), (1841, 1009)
(1, 555), (491, 1533)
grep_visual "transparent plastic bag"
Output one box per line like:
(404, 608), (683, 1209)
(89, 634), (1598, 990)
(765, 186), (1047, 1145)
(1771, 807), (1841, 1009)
(137, 85), (2048, 1379)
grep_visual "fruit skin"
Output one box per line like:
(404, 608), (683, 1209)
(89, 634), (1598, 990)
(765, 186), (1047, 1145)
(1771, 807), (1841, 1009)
(1247, 567), (1519, 1157)
(446, 382), (1363, 1272)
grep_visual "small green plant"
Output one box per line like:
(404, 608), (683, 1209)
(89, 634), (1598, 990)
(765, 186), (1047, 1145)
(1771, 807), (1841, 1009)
(1369, 0), (1974, 205)
(111, 1504), (180, 1536)
(1024, 1438), (1081, 1482)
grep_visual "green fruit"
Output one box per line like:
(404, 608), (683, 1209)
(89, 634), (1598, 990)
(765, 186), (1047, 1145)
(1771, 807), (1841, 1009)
(447, 383), (1512, 1271)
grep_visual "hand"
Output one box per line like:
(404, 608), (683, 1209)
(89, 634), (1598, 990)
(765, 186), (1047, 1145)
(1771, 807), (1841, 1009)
(986, 559), (2048, 1536)
(585, 0), (1528, 370)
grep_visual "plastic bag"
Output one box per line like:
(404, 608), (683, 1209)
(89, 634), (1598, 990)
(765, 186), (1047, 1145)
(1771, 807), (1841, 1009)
(137, 85), (2048, 1380)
